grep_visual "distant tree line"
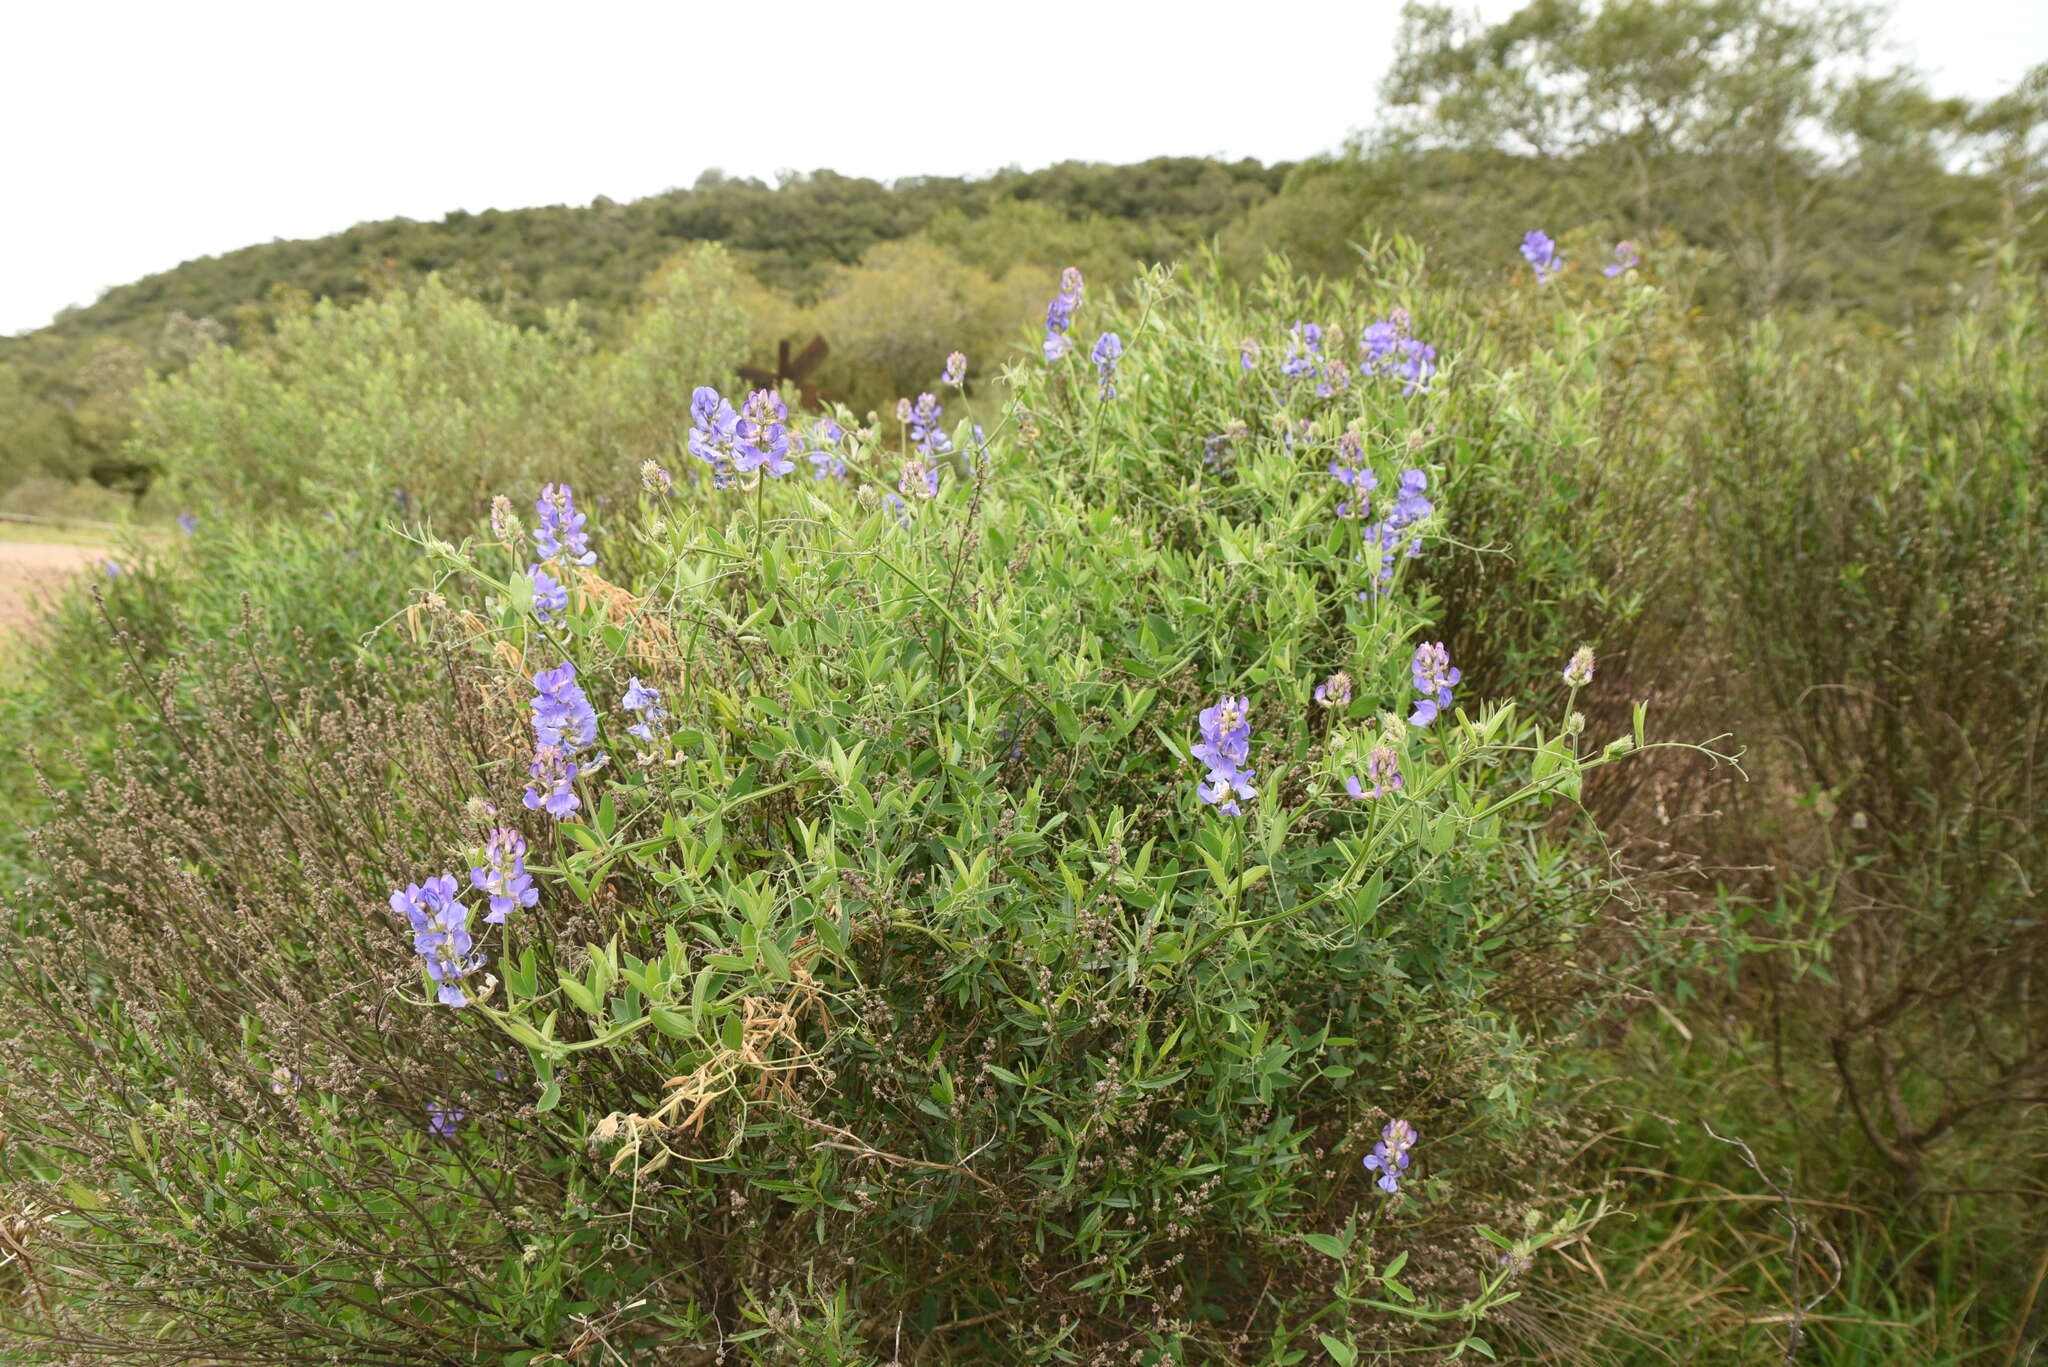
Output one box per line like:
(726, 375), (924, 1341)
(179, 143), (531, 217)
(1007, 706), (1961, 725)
(1, 0), (2041, 504)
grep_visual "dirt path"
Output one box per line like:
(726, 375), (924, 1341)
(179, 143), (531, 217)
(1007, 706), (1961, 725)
(0, 540), (108, 631)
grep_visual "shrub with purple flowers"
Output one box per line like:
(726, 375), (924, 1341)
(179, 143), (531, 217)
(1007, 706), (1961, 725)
(9, 247), (1738, 1367)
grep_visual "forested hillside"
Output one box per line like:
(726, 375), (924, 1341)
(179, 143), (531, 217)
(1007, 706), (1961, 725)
(4, 0), (2044, 516)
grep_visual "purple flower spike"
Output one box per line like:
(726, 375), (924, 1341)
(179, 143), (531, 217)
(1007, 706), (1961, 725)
(534, 484), (595, 566)
(390, 875), (482, 1007)
(1041, 266), (1084, 363)
(1192, 695), (1258, 817)
(1362, 1118), (1417, 1194)
(1408, 642), (1461, 728)
(527, 565), (568, 624)
(522, 746), (580, 818)
(734, 390), (796, 478)
(622, 676), (668, 742)
(1092, 333), (1123, 400)
(530, 662), (599, 753)
(907, 392), (951, 456)
(1345, 744), (1404, 800)
(1521, 230), (1562, 283)
(470, 827), (537, 924)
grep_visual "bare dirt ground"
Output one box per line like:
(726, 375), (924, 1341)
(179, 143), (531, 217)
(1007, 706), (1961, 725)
(0, 540), (107, 631)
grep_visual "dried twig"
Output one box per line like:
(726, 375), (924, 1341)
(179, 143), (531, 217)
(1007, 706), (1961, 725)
(1704, 1121), (1841, 1363)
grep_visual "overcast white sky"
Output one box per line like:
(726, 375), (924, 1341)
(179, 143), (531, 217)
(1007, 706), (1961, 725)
(3, 0), (2043, 336)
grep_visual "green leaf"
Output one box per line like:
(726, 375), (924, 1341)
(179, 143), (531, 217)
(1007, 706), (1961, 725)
(1319, 1335), (1358, 1366)
(559, 976), (599, 1015)
(690, 963), (715, 1026)
(535, 1081), (560, 1114)
(1303, 1232), (1350, 1261)
(649, 1005), (693, 1038)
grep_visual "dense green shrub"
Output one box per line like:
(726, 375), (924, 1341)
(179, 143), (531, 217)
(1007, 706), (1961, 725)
(132, 248), (749, 521)
(5, 231), (2043, 1365)
(0, 512), (430, 885)
(0, 261), (1702, 1363)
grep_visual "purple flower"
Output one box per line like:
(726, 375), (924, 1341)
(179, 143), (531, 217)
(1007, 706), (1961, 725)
(1280, 321), (1324, 379)
(942, 351), (967, 387)
(1392, 339), (1438, 395)
(1092, 333), (1123, 400)
(807, 417), (849, 479)
(470, 827), (537, 924)
(1386, 469), (1433, 529)
(1345, 744), (1403, 800)
(622, 675), (668, 742)
(1604, 240), (1640, 277)
(1408, 641), (1461, 728)
(427, 1102), (465, 1140)
(735, 390), (796, 478)
(101, 559), (122, 578)
(177, 512), (199, 536)
(1362, 1118), (1417, 1194)
(1563, 645), (1595, 688)
(527, 565), (568, 624)
(1314, 671), (1353, 709)
(534, 484), (595, 567)
(523, 745), (581, 818)
(530, 662), (599, 754)
(688, 385), (743, 488)
(1521, 230), (1562, 284)
(1330, 439), (1379, 519)
(1239, 338), (1260, 371)
(390, 875), (464, 946)
(1360, 310), (1438, 395)
(967, 423), (991, 480)
(642, 461), (673, 494)
(1042, 267), (1084, 362)
(1191, 695), (1258, 817)
(389, 875), (481, 1007)
(907, 392), (951, 456)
